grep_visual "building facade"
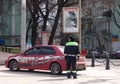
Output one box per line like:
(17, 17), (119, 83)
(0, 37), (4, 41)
(81, 0), (120, 51)
(0, 0), (21, 46)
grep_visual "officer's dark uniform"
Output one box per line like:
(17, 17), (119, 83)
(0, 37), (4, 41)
(64, 37), (80, 79)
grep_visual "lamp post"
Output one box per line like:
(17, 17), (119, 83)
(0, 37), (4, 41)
(21, 0), (26, 52)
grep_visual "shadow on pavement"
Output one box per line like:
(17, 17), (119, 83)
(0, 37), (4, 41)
(0, 69), (66, 77)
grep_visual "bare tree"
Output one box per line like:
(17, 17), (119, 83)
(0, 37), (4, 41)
(27, 0), (60, 46)
(26, 0), (80, 45)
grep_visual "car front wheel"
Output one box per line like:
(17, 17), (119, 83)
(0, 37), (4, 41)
(50, 63), (62, 75)
(9, 60), (19, 71)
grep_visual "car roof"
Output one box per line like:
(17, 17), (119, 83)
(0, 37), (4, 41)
(56, 46), (64, 53)
(32, 45), (64, 53)
(32, 45), (57, 48)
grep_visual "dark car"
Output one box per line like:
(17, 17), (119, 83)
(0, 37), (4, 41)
(110, 50), (120, 59)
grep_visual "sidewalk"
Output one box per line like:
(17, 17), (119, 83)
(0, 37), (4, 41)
(0, 65), (120, 84)
(0, 51), (14, 64)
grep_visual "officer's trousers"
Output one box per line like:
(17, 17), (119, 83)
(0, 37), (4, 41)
(66, 56), (77, 78)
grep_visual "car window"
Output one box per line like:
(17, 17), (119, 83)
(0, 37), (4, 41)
(25, 46), (56, 55)
(25, 47), (40, 55)
(38, 46), (56, 55)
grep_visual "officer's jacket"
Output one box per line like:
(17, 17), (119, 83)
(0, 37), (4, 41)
(64, 41), (80, 55)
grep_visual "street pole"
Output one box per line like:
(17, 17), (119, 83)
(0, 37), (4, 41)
(79, 0), (81, 50)
(91, 52), (95, 67)
(11, 0), (15, 45)
(21, 0), (26, 52)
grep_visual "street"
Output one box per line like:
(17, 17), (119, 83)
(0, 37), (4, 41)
(0, 61), (120, 84)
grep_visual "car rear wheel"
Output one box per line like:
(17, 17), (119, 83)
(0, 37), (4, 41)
(9, 60), (19, 71)
(50, 63), (62, 75)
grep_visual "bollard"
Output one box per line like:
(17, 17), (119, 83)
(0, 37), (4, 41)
(91, 53), (95, 67)
(105, 54), (110, 70)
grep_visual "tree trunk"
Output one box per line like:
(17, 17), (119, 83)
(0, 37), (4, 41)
(48, 8), (62, 45)
(31, 18), (37, 46)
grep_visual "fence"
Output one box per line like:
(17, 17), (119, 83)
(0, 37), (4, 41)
(90, 51), (120, 70)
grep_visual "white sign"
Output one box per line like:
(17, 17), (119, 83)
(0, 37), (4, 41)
(63, 7), (79, 33)
(42, 32), (50, 45)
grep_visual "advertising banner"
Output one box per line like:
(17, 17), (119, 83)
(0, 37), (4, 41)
(42, 32), (50, 45)
(62, 7), (79, 33)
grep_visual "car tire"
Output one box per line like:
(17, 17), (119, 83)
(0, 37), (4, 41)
(9, 60), (19, 71)
(50, 63), (62, 75)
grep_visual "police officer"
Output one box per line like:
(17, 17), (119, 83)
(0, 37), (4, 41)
(64, 36), (80, 79)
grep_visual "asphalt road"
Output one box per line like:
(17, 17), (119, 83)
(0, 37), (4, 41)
(0, 64), (120, 84)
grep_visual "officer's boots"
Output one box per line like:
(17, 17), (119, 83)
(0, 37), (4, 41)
(72, 73), (77, 79)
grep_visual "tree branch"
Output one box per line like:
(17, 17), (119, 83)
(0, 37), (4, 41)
(113, 12), (120, 29)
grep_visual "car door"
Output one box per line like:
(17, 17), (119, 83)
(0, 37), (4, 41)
(34, 46), (56, 70)
(19, 47), (40, 69)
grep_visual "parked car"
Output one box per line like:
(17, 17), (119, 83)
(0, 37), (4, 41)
(110, 50), (120, 59)
(86, 49), (106, 59)
(5, 45), (86, 75)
